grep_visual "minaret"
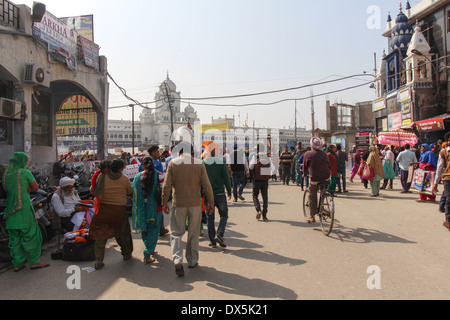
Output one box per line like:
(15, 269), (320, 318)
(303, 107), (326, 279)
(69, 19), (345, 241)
(405, 21), (433, 85)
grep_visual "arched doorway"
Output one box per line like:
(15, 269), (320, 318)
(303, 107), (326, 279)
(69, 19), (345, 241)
(52, 81), (106, 160)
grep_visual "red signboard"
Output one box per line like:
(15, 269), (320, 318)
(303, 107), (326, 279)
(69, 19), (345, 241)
(414, 117), (445, 132)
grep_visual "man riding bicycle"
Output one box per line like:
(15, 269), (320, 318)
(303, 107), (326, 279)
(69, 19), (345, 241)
(303, 137), (331, 223)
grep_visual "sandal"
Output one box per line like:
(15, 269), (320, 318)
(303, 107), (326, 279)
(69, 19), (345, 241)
(144, 256), (156, 264)
(30, 262), (50, 270)
(14, 265), (26, 273)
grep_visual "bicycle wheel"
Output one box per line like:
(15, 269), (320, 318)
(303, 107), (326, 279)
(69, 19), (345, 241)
(319, 192), (335, 236)
(303, 188), (311, 221)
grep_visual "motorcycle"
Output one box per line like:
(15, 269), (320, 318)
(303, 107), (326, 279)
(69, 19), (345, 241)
(30, 189), (55, 244)
(0, 200), (10, 262)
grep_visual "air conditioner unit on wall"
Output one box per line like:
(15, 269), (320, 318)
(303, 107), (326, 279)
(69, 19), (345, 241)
(0, 98), (22, 120)
(23, 64), (51, 88)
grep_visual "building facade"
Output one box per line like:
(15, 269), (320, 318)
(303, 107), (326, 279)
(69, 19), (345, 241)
(0, 2), (109, 164)
(374, 0), (450, 143)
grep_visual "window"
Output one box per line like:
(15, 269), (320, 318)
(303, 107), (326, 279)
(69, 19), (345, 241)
(447, 11), (450, 33)
(387, 59), (396, 92)
(421, 21), (434, 47)
(0, 119), (11, 145)
(32, 92), (52, 146)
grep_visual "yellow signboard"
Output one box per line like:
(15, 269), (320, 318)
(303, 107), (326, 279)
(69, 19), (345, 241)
(56, 95), (97, 136)
(197, 122), (230, 133)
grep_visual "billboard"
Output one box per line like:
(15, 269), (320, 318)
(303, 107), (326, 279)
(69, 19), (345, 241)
(33, 10), (78, 70)
(56, 95), (97, 136)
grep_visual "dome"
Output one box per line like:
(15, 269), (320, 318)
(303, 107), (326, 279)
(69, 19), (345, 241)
(184, 104), (194, 115)
(389, 9), (413, 52)
(160, 74), (177, 92)
(407, 25), (431, 56)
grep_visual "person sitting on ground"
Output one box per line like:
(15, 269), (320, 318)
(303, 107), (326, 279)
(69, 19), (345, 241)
(51, 177), (85, 232)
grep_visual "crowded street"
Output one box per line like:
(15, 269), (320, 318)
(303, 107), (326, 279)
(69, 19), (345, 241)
(1, 176), (448, 300)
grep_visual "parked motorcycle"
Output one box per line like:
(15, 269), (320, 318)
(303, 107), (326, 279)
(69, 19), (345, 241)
(0, 201), (11, 263)
(30, 189), (55, 244)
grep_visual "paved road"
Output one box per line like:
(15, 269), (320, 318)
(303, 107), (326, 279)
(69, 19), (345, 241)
(1, 177), (448, 300)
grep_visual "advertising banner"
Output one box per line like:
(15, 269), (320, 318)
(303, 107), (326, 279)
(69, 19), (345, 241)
(59, 15), (94, 42)
(414, 117), (445, 132)
(33, 10), (78, 70)
(56, 96), (97, 137)
(197, 122), (230, 133)
(79, 36), (100, 70)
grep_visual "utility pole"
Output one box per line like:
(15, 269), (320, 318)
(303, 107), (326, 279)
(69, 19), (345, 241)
(130, 104), (135, 155)
(294, 100), (297, 143)
(164, 83), (175, 145)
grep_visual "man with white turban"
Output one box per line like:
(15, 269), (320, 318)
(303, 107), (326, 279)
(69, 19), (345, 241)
(51, 177), (84, 232)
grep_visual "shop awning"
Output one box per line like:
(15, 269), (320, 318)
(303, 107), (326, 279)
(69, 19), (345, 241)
(378, 130), (419, 147)
(413, 115), (449, 133)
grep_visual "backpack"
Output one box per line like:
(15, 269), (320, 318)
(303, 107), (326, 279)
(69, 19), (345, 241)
(254, 155), (272, 182)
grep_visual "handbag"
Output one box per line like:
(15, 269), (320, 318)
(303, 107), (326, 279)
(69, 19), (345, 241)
(357, 163), (365, 177)
(362, 164), (374, 181)
(62, 241), (95, 262)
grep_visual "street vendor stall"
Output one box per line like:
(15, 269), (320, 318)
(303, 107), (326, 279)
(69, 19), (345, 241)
(378, 129), (419, 147)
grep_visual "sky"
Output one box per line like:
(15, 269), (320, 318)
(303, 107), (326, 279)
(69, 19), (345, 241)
(19, 0), (420, 130)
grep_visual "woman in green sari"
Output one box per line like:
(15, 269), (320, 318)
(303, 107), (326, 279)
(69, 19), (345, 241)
(2, 152), (49, 272)
(132, 157), (164, 264)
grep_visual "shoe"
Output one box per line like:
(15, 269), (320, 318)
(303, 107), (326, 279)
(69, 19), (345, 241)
(416, 199), (426, 203)
(256, 211), (262, 220)
(188, 263), (199, 269)
(175, 263), (184, 277)
(263, 217), (269, 222)
(444, 222), (450, 231)
(209, 242), (217, 248)
(123, 254), (132, 261)
(94, 261), (105, 270)
(238, 195), (245, 201)
(233, 199), (237, 203)
(307, 216), (316, 224)
(343, 190), (349, 193)
(215, 235), (227, 248)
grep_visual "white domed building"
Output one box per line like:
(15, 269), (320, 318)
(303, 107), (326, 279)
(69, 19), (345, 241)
(140, 75), (200, 147)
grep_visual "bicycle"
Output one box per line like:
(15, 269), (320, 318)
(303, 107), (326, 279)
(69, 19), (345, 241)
(303, 181), (336, 236)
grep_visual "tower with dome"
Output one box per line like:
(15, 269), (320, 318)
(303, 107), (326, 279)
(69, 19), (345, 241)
(140, 74), (200, 147)
(373, 0), (448, 142)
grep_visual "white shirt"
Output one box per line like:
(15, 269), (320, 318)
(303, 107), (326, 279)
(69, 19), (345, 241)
(51, 192), (81, 218)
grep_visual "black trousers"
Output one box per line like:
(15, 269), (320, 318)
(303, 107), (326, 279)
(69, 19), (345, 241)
(253, 180), (269, 217)
(444, 180), (450, 223)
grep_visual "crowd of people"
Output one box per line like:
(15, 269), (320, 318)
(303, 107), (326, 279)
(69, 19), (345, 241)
(2, 132), (449, 276)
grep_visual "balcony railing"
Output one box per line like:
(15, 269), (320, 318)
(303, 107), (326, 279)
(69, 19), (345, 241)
(0, 0), (19, 28)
